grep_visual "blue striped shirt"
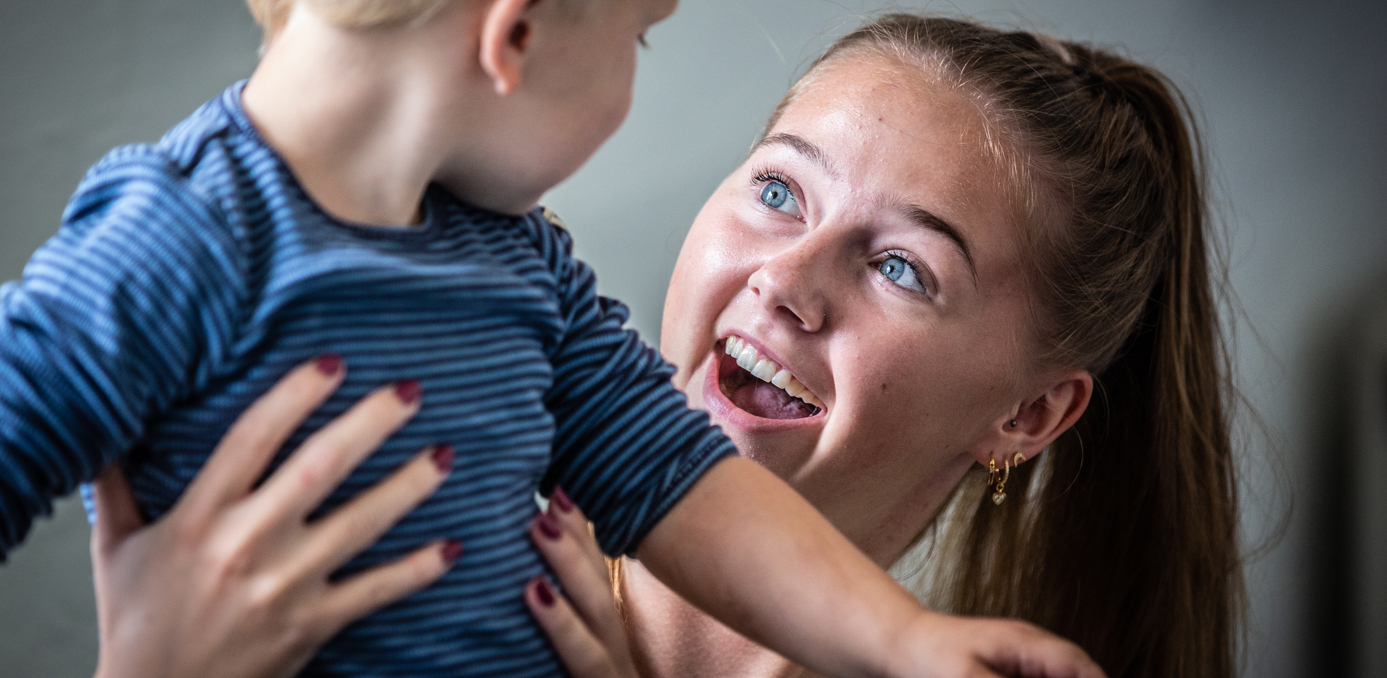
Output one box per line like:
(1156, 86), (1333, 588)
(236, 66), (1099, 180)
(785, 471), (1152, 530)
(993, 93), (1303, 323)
(0, 83), (736, 676)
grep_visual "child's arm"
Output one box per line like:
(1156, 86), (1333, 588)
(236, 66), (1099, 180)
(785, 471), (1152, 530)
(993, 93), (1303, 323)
(0, 149), (241, 559)
(635, 456), (1101, 678)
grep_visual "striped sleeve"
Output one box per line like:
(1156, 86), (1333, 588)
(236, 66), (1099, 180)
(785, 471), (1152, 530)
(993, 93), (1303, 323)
(535, 217), (737, 557)
(0, 148), (243, 559)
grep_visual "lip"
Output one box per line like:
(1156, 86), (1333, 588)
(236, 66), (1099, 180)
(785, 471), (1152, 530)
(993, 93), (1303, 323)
(700, 342), (827, 434)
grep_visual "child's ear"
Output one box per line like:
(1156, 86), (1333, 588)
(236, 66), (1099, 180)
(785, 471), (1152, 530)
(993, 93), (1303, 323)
(478, 0), (541, 95)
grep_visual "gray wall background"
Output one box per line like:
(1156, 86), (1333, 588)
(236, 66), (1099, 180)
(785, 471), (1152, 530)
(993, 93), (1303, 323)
(2, 0), (1384, 676)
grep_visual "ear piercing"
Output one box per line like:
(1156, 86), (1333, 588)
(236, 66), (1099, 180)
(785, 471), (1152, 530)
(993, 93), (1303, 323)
(1008, 419), (1019, 428)
(987, 457), (1010, 505)
(987, 452), (1029, 506)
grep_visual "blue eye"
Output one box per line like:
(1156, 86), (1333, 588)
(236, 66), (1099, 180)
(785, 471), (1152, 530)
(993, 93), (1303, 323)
(879, 255), (928, 294)
(758, 180), (801, 218)
(760, 181), (789, 208)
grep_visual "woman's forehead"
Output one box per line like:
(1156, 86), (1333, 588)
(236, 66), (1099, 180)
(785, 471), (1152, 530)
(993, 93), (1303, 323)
(768, 55), (1018, 259)
(776, 56), (997, 177)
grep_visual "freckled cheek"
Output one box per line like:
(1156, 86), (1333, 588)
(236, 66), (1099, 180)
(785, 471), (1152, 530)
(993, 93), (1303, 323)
(847, 339), (997, 436)
(687, 210), (775, 295)
(663, 217), (755, 367)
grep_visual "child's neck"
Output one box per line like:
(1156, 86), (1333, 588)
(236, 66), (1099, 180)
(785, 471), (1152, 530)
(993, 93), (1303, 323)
(241, 9), (458, 227)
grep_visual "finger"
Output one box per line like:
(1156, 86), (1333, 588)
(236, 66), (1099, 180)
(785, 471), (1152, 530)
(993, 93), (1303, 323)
(90, 464), (145, 555)
(548, 487), (610, 585)
(525, 576), (629, 678)
(1018, 638), (1104, 678)
(315, 540), (457, 634)
(301, 444), (452, 575)
(531, 511), (627, 653)
(983, 621), (1104, 678)
(183, 356), (346, 514)
(1016, 632), (1103, 678)
(255, 380), (422, 519)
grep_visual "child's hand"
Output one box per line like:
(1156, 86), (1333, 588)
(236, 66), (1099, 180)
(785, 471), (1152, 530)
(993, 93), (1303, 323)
(886, 612), (1106, 678)
(524, 489), (639, 678)
(89, 357), (456, 678)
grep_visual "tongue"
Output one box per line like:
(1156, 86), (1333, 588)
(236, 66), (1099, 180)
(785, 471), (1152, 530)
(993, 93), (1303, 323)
(728, 379), (818, 420)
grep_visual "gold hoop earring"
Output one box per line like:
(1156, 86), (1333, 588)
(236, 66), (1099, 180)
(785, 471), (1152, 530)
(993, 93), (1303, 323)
(988, 456), (1011, 505)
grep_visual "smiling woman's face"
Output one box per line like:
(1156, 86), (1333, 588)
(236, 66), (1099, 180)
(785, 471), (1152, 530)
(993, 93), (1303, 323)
(661, 55), (1042, 557)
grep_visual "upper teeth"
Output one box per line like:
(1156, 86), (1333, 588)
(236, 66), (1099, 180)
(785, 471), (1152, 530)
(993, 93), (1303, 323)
(723, 336), (824, 411)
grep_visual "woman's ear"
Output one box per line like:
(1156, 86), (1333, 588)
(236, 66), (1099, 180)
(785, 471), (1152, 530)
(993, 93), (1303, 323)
(970, 369), (1092, 466)
(478, 0), (540, 95)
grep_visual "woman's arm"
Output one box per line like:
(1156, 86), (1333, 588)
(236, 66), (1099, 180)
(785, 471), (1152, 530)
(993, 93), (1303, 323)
(90, 357), (457, 678)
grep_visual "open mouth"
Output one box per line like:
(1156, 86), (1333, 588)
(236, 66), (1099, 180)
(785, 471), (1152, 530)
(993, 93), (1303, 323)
(716, 336), (824, 420)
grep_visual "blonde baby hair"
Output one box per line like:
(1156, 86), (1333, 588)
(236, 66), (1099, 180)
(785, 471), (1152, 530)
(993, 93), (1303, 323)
(247, 0), (455, 37)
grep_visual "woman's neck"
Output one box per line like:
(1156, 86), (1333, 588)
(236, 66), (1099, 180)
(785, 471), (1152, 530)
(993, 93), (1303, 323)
(620, 452), (976, 677)
(622, 560), (805, 678)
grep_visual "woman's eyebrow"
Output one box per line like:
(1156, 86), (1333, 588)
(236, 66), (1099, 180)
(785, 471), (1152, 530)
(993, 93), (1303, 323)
(753, 133), (839, 177)
(756, 132), (977, 287)
(901, 205), (978, 287)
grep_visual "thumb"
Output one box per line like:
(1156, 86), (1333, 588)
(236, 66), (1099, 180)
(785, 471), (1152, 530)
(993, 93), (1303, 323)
(91, 464), (145, 554)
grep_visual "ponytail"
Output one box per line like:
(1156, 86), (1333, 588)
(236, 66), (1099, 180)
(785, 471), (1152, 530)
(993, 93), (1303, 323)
(805, 16), (1244, 677)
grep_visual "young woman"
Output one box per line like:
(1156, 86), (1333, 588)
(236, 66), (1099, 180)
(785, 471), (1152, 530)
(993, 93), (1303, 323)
(88, 14), (1241, 678)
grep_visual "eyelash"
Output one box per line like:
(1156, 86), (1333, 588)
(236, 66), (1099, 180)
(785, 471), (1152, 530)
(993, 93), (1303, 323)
(751, 167), (792, 190)
(879, 249), (932, 296)
(750, 166), (933, 299)
(750, 167), (804, 218)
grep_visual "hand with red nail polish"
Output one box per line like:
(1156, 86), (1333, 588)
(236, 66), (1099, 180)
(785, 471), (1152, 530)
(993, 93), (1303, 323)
(525, 494), (639, 678)
(394, 379), (422, 405)
(535, 513), (563, 541)
(550, 486), (574, 513)
(442, 540), (464, 565)
(90, 358), (453, 678)
(432, 444), (455, 474)
(531, 576), (557, 607)
(315, 353), (344, 376)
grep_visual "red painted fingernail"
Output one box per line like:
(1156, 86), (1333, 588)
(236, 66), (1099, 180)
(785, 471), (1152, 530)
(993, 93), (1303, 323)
(534, 577), (556, 607)
(315, 354), (343, 376)
(551, 486), (574, 513)
(432, 444), (455, 473)
(536, 513), (562, 541)
(442, 540), (463, 565)
(394, 379), (422, 405)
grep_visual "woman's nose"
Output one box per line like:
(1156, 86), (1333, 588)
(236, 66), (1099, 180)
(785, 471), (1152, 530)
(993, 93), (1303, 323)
(747, 241), (830, 333)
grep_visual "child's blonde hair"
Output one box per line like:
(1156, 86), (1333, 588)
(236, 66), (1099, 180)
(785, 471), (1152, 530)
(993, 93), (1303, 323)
(247, 0), (454, 36)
